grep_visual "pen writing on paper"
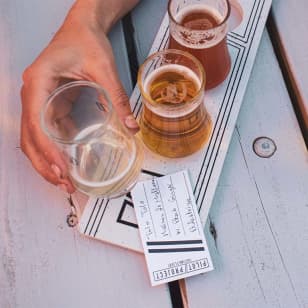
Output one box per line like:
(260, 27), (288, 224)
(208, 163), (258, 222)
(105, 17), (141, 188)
(185, 196), (198, 233)
(167, 180), (177, 203)
(170, 211), (183, 236)
(141, 183), (157, 240)
(160, 212), (169, 237)
(138, 172), (202, 240)
(167, 176), (186, 236)
(145, 221), (154, 240)
(139, 200), (148, 217)
(183, 172), (200, 235)
(151, 178), (171, 238)
(139, 198), (154, 240)
(151, 178), (163, 210)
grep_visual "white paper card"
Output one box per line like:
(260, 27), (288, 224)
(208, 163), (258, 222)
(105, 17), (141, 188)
(131, 170), (214, 286)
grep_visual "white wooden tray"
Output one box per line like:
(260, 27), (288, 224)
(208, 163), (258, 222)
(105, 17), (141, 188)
(78, 0), (272, 253)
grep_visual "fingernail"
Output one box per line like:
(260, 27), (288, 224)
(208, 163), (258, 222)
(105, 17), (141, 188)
(124, 115), (139, 129)
(57, 184), (68, 193)
(51, 164), (62, 178)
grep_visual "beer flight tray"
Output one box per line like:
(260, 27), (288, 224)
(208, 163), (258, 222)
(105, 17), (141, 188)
(78, 0), (272, 252)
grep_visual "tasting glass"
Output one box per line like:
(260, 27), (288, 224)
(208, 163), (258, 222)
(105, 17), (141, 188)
(41, 81), (144, 198)
(168, 0), (231, 89)
(138, 49), (212, 158)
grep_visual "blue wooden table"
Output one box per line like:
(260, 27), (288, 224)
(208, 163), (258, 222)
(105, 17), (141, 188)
(0, 0), (307, 307)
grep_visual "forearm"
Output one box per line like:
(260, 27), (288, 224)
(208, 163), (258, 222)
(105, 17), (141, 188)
(68, 0), (140, 33)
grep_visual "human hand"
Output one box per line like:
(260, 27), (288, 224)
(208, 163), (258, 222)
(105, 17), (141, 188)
(21, 0), (139, 193)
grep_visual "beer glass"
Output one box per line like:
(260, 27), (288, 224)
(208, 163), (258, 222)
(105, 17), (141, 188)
(138, 49), (212, 158)
(41, 81), (144, 198)
(168, 0), (231, 89)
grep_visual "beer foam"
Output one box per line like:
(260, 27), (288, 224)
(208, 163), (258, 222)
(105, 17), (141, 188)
(143, 64), (203, 117)
(175, 4), (223, 24)
(172, 4), (226, 49)
(144, 64), (201, 93)
(69, 124), (136, 188)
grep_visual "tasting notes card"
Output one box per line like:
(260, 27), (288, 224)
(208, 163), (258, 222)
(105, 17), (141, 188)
(131, 170), (213, 286)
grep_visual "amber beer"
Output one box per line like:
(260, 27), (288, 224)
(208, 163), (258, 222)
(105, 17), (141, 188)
(168, 1), (231, 89)
(139, 56), (212, 158)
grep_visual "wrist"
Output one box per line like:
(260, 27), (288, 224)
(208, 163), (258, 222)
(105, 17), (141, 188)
(71, 0), (140, 34)
(65, 1), (104, 34)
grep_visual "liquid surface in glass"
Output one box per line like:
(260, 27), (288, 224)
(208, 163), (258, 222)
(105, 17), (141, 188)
(169, 4), (231, 89)
(69, 123), (143, 197)
(140, 64), (212, 157)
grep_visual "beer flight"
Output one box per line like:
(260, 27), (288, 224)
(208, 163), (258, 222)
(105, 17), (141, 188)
(41, 0), (231, 198)
(140, 0), (231, 157)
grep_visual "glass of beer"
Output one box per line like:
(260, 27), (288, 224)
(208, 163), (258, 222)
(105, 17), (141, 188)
(138, 49), (212, 158)
(41, 81), (144, 198)
(168, 0), (231, 89)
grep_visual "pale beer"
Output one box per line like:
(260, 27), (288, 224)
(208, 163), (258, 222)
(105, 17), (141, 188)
(139, 63), (211, 157)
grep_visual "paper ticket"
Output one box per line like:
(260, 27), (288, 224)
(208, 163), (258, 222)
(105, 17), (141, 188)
(131, 170), (214, 286)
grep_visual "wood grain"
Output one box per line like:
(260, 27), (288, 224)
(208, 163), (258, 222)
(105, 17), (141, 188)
(2, 0), (307, 307)
(270, 0), (308, 141)
(130, 0), (308, 307)
(185, 30), (308, 308)
(0, 0), (171, 307)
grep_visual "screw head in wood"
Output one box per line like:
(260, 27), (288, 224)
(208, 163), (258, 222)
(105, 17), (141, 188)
(253, 136), (277, 158)
(66, 213), (78, 227)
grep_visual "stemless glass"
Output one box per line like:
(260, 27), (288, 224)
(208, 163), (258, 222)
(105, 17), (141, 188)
(138, 49), (212, 158)
(41, 81), (144, 198)
(168, 0), (231, 89)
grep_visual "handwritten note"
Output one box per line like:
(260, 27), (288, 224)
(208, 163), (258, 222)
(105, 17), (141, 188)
(131, 170), (214, 286)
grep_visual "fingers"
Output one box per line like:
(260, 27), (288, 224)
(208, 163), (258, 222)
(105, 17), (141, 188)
(20, 131), (75, 193)
(21, 111), (76, 193)
(102, 79), (140, 133)
(87, 43), (139, 134)
(21, 78), (76, 193)
(22, 134), (74, 192)
(109, 85), (140, 134)
(20, 28), (140, 196)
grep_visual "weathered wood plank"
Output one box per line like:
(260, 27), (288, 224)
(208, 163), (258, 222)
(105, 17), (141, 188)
(131, 1), (308, 306)
(186, 30), (308, 308)
(270, 0), (308, 141)
(131, 0), (168, 64)
(109, 24), (133, 95)
(0, 0), (171, 307)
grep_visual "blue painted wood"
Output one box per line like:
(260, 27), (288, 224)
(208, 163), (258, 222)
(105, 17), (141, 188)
(109, 22), (133, 95)
(0, 0), (171, 307)
(187, 30), (308, 308)
(131, 0), (168, 64)
(271, 0), (308, 141)
(130, 1), (308, 307)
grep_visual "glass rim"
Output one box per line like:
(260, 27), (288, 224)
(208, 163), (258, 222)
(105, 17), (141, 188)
(40, 80), (112, 145)
(167, 0), (231, 31)
(137, 48), (206, 109)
